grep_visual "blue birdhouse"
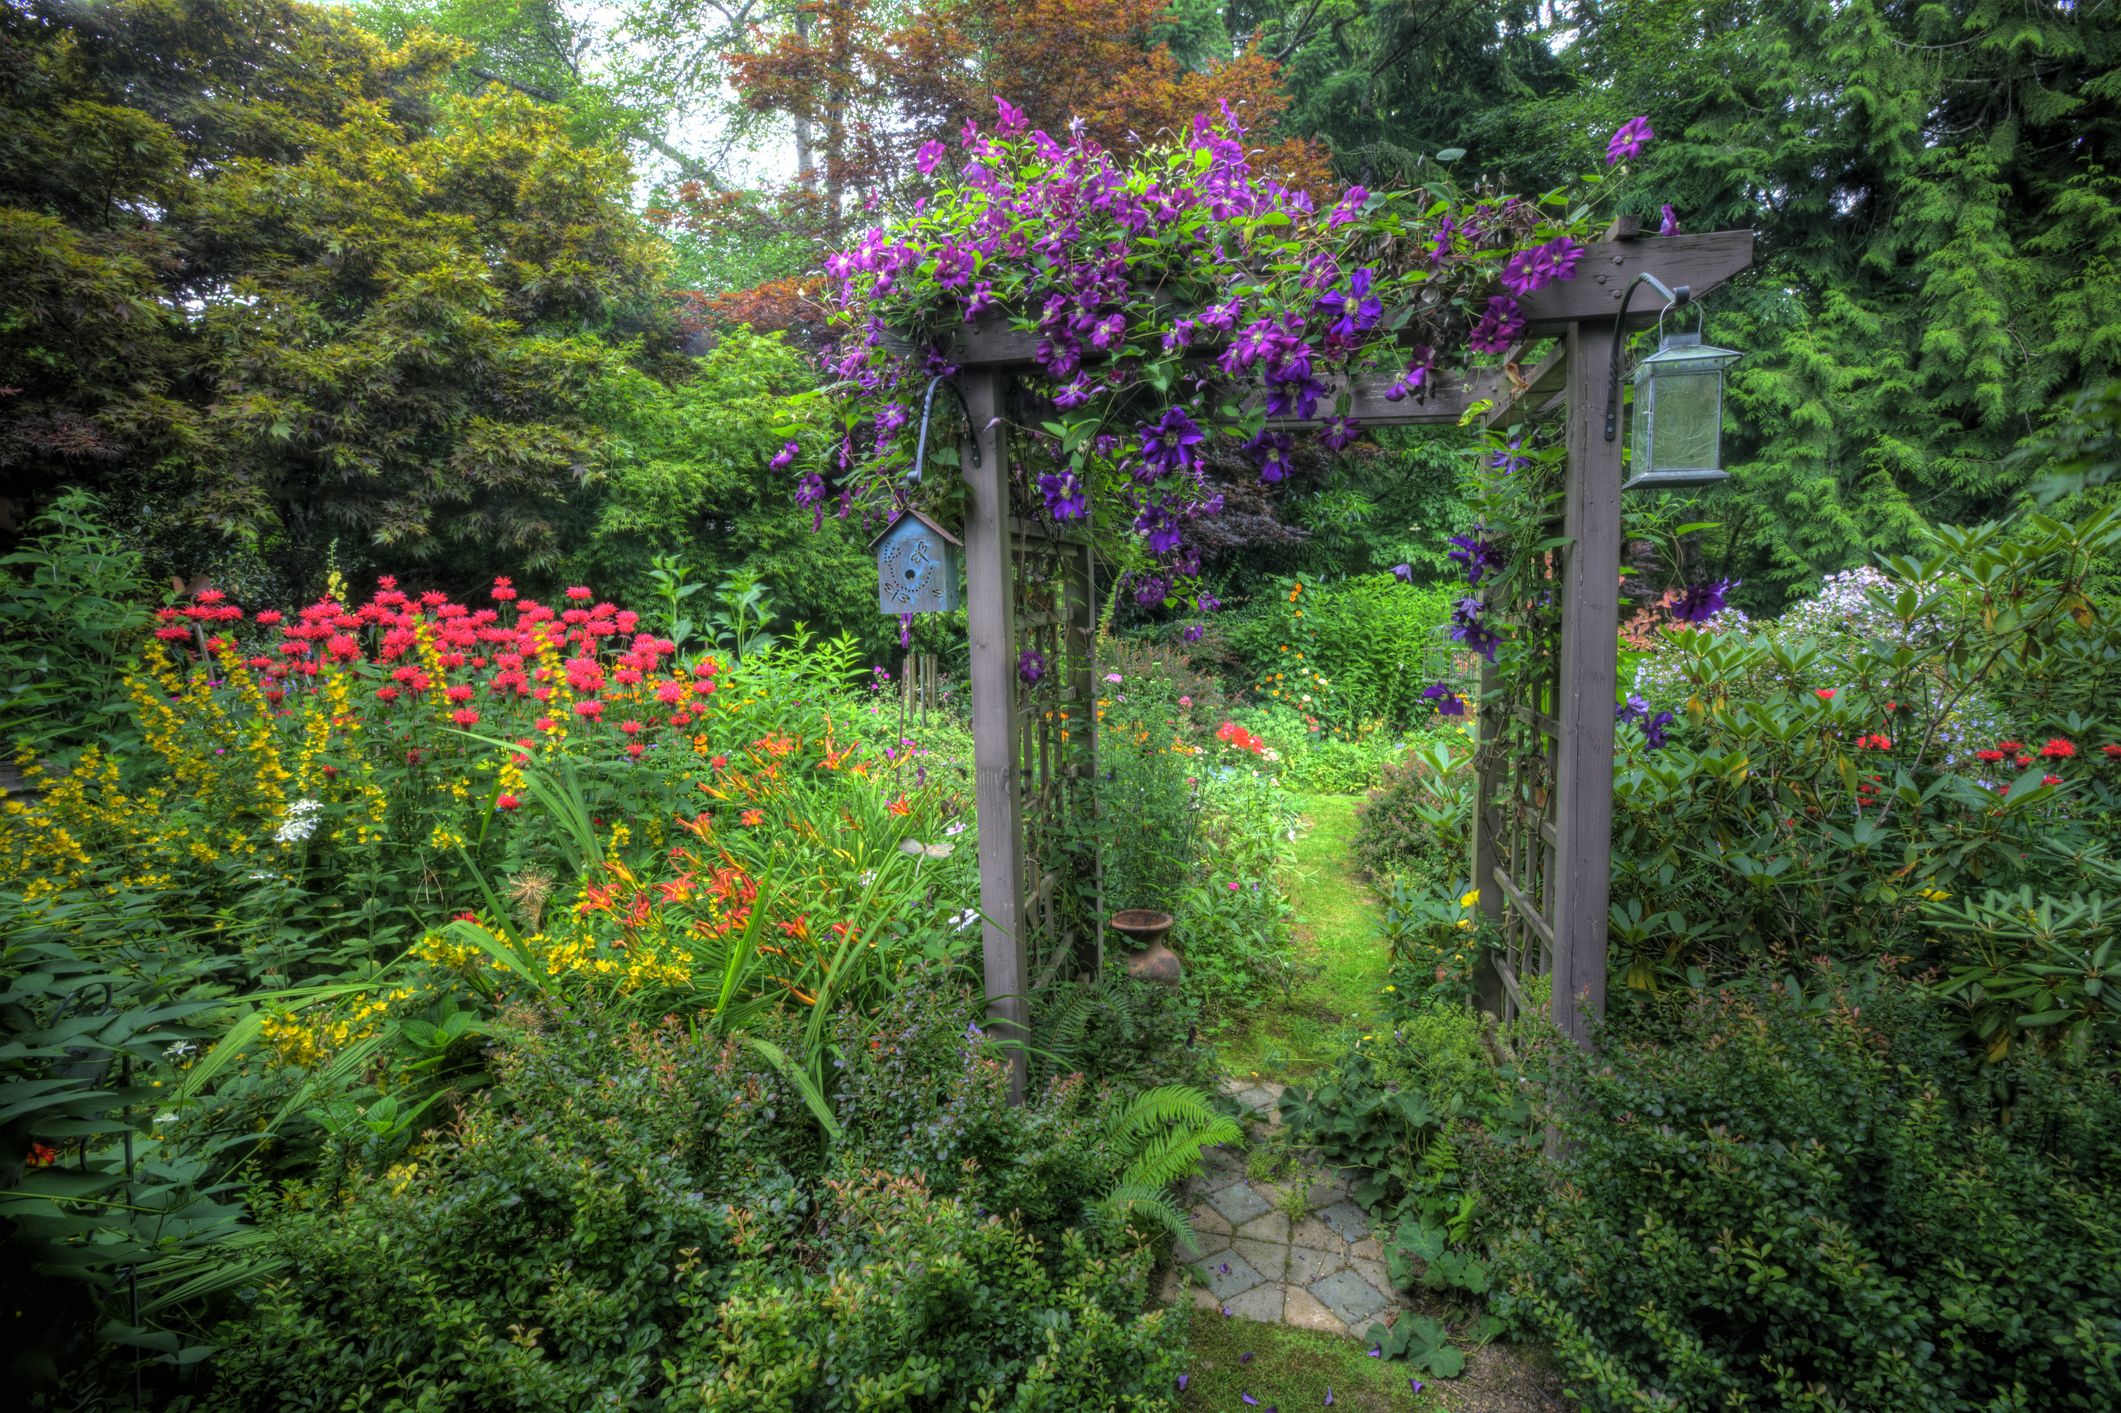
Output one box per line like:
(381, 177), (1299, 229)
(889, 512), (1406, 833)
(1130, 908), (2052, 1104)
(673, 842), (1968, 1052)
(870, 509), (962, 616)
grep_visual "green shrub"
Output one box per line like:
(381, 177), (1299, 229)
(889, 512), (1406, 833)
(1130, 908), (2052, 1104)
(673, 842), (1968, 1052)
(0, 490), (154, 756)
(207, 980), (1197, 1410)
(1497, 968), (2121, 1412)
(1352, 739), (1474, 884)
(1225, 574), (1455, 731)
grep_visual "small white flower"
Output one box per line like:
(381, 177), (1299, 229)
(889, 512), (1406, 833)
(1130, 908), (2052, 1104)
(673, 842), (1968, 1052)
(163, 1041), (195, 1059)
(951, 908), (980, 932)
(155, 1112), (178, 1124)
(273, 798), (324, 845)
(943, 819), (967, 836)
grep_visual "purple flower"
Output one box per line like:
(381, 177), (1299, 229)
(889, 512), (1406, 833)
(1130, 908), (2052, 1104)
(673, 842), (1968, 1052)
(898, 613), (912, 649)
(1182, 623), (1204, 643)
(1139, 407), (1204, 479)
(1606, 115), (1654, 164)
(1467, 295), (1525, 354)
(916, 140), (946, 175)
(1218, 1262), (1230, 1275)
(1017, 647), (1046, 685)
(1197, 590), (1221, 614)
(1265, 371), (1329, 420)
(770, 440), (799, 471)
(1037, 470), (1087, 521)
(1669, 578), (1738, 623)
(1450, 596), (1501, 661)
(1320, 415), (1362, 451)
(1240, 1351), (1253, 1364)
(1135, 501), (1184, 554)
(1446, 526), (1504, 586)
(1426, 214), (1458, 268)
(1134, 574), (1170, 606)
(1383, 346), (1436, 402)
(1500, 237), (1584, 297)
(993, 95), (1028, 136)
(1423, 682), (1466, 716)
(1242, 1395), (1258, 1407)
(1489, 435), (1530, 475)
(1327, 184), (1369, 227)
(1244, 428), (1295, 483)
(1316, 267), (1382, 339)
(1176, 1374), (1189, 1392)
(1325, 1390), (1334, 1407)
(962, 281), (995, 320)
(1391, 563), (1414, 583)
(1411, 1378), (1424, 1393)
(1616, 694), (1674, 750)
(1659, 203), (1680, 237)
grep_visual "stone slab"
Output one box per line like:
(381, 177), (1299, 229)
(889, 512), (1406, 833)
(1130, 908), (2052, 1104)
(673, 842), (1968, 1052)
(1289, 1214), (1341, 1250)
(1192, 1249), (1265, 1300)
(1219, 1283), (1285, 1323)
(1282, 1284), (1345, 1333)
(1230, 1237), (1287, 1282)
(1287, 1243), (1347, 1286)
(1187, 1200), (1233, 1238)
(1206, 1181), (1273, 1227)
(1232, 1209), (1290, 1244)
(1309, 1268), (1392, 1328)
(1348, 1234), (1384, 1262)
(1317, 1199), (1372, 1242)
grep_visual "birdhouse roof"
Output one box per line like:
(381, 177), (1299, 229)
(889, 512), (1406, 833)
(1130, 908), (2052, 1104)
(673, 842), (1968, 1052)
(867, 507), (963, 551)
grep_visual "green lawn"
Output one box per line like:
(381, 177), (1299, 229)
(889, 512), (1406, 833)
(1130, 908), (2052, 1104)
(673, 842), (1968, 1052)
(1219, 792), (1390, 1080)
(1181, 1313), (1437, 1409)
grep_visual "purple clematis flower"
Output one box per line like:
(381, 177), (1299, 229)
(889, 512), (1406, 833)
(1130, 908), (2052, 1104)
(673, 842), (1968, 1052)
(1383, 346), (1436, 402)
(1316, 267), (1383, 339)
(1467, 294), (1525, 354)
(1320, 415), (1362, 451)
(1423, 682), (1467, 716)
(1606, 115), (1654, 164)
(1669, 578), (1738, 623)
(1265, 371), (1329, 420)
(1446, 526), (1505, 587)
(916, 140), (946, 175)
(993, 95), (1028, 136)
(1017, 648), (1045, 685)
(1037, 470), (1087, 521)
(770, 440), (799, 471)
(1500, 237), (1584, 297)
(1391, 563), (1414, 583)
(1176, 1374), (1189, 1392)
(1139, 406), (1204, 479)
(1327, 184), (1369, 227)
(1134, 500), (1184, 554)
(1244, 428), (1295, 483)
(1450, 596), (1501, 661)
(1659, 203), (1681, 236)
(1182, 622), (1204, 643)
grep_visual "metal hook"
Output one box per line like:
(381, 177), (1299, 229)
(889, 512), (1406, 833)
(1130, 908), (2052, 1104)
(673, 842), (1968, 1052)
(907, 374), (978, 488)
(1605, 273), (1691, 443)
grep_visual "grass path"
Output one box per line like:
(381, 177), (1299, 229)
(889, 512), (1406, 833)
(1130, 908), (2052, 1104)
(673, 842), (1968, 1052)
(1219, 792), (1390, 1081)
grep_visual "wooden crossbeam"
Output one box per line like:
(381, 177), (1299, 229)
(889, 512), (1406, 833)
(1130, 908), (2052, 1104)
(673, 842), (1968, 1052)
(923, 231), (1755, 378)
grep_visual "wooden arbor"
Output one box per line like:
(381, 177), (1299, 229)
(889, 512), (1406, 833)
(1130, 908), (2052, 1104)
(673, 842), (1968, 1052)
(940, 228), (1754, 1097)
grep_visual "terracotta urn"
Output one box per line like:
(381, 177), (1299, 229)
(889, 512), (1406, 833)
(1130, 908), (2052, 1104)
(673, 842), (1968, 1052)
(1110, 909), (1180, 983)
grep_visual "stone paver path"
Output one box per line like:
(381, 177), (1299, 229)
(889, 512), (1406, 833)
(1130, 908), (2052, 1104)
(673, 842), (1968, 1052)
(1158, 1078), (1414, 1340)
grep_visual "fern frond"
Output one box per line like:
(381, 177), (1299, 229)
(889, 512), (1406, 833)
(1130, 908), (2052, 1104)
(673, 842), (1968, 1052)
(1091, 1183), (1197, 1252)
(1113, 1084), (1230, 1144)
(1122, 1117), (1242, 1189)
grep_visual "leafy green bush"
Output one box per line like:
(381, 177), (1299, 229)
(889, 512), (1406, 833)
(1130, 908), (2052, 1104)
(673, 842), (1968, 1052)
(1225, 574), (1456, 731)
(1497, 968), (2121, 1412)
(1603, 506), (2121, 1056)
(1352, 738), (1475, 884)
(0, 491), (154, 756)
(208, 978), (1200, 1410)
(1094, 667), (1198, 910)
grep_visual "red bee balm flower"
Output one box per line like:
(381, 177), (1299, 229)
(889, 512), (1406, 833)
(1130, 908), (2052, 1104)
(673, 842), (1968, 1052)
(1814, 688), (1836, 700)
(1974, 749), (2006, 763)
(2039, 738), (2076, 758)
(2041, 774), (2064, 787)
(2103, 744), (2121, 758)
(496, 794), (520, 811)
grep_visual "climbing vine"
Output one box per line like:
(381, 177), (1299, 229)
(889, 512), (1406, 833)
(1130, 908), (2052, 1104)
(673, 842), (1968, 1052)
(793, 99), (1667, 644)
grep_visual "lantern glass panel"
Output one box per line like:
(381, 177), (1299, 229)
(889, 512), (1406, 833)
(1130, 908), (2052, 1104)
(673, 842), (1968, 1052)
(1636, 364), (1723, 473)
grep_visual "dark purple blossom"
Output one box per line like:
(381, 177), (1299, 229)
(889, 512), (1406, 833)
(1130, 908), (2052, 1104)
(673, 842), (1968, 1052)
(916, 140), (946, 175)
(1391, 563), (1414, 582)
(1500, 237), (1584, 297)
(1467, 295), (1525, 354)
(993, 95), (1028, 136)
(1134, 500), (1184, 554)
(1423, 682), (1467, 716)
(1383, 346), (1436, 402)
(1037, 470), (1087, 521)
(1659, 203), (1680, 237)
(1134, 574), (1170, 606)
(1182, 622), (1204, 642)
(1319, 415), (1362, 451)
(1316, 267), (1382, 340)
(1243, 428), (1295, 483)
(1489, 435), (1530, 475)
(1669, 578), (1738, 623)
(1139, 407), (1204, 479)
(1450, 596), (1501, 661)
(1447, 526), (1504, 586)
(1606, 115), (1655, 164)
(1616, 694), (1675, 750)
(1327, 185), (1369, 227)
(1265, 371), (1328, 420)
(1017, 647), (1046, 685)
(770, 441), (799, 471)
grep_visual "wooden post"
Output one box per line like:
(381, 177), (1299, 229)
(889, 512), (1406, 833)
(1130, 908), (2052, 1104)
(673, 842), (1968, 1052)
(1550, 320), (1621, 1047)
(1470, 652), (1507, 1017)
(1061, 539), (1100, 977)
(959, 369), (1028, 1102)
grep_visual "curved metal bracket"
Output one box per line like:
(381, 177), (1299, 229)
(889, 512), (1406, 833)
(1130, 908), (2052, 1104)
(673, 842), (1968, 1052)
(1604, 273), (1690, 443)
(907, 374), (978, 488)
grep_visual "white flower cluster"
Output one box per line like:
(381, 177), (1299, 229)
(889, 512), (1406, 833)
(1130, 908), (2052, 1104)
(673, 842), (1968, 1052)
(273, 797), (324, 845)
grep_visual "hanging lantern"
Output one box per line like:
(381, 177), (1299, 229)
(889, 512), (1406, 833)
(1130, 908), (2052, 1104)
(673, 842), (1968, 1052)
(1622, 319), (1743, 492)
(871, 508), (962, 615)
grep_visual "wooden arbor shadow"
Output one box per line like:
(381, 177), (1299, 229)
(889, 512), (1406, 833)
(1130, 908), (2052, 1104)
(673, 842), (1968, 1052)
(935, 225), (1755, 1099)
